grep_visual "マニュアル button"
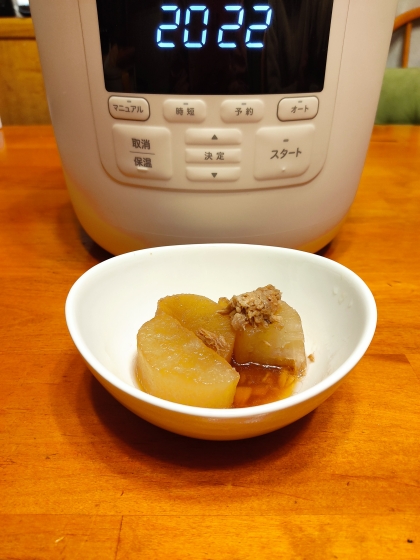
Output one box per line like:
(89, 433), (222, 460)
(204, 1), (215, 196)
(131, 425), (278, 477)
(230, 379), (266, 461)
(108, 96), (150, 121)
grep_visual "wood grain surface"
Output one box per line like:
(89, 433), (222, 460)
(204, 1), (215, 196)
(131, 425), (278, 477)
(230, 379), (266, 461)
(0, 19), (50, 125)
(0, 125), (419, 559)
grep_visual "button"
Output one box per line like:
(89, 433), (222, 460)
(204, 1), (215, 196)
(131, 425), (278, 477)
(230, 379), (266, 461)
(185, 148), (241, 164)
(254, 125), (314, 180)
(185, 128), (242, 145)
(108, 96), (150, 121)
(163, 99), (206, 122)
(112, 124), (172, 180)
(186, 167), (240, 181)
(221, 99), (264, 123)
(278, 97), (319, 121)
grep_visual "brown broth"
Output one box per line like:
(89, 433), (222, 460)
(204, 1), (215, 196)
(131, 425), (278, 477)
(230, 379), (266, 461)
(231, 359), (297, 408)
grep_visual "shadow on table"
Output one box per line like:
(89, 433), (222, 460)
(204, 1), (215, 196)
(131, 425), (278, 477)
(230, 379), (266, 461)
(78, 226), (114, 262)
(82, 369), (325, 473)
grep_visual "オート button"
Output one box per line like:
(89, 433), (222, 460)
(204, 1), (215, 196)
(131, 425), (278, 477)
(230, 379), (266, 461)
(277, 97), (319, 121)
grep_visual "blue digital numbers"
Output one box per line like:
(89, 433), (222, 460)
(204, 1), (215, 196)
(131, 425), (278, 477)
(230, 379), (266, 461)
(156, 4), (272, 49)
(184, 5), (209, 48)
(157, 6), (181, 48)
(245, 5), (273, 48)
(218, 6), (244, 49)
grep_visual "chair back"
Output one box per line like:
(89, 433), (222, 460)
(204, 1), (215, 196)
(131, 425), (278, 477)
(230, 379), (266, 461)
(393, 7), (420, 67)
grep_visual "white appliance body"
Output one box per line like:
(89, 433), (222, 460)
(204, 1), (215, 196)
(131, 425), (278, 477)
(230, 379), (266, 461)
(30, 0), (398, 254)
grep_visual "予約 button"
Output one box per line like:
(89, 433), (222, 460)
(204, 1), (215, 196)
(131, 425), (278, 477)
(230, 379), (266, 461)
(220, 99), (264, 123)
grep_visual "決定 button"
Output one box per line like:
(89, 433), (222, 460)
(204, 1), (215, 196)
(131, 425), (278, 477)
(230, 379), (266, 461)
(185, 148), (241, 164)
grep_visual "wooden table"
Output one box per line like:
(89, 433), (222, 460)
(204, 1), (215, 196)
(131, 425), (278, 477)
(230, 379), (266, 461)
(1, 125), (419, 559)
(0, 19), (50, 126)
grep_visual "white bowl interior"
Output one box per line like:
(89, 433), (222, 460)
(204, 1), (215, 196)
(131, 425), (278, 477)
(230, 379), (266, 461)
(66, 244), (376, 415)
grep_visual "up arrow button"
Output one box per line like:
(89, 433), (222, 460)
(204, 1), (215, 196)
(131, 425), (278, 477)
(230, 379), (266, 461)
(185, 129), (242, 145)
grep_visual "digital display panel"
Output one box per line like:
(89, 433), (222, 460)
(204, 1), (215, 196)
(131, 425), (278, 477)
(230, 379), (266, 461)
(97, 0), (334, 95)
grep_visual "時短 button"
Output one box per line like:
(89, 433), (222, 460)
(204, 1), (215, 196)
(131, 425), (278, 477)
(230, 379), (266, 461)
(185, 148), (241, 164)
(163, 99), (206, 123)
(278, 97), (319, 121)
(108, 96), (150, 121)
(112, 124), (172, 180)
(221, 99), (264, 123)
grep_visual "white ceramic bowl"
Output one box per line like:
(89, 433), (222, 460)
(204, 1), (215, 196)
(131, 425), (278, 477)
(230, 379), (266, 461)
(65, 244), (377, 440)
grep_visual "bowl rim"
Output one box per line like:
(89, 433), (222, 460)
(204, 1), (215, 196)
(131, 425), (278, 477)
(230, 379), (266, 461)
(65, 243), (377, 418)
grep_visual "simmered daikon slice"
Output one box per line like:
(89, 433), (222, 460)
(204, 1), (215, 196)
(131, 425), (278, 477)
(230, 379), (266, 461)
(233, 301), (306, 376)
(157, 294), (235, 361)
(137, 312), (239, 408)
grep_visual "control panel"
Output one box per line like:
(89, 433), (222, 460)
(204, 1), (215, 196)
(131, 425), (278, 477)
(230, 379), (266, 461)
(109, 95), (318, 187)
(77, 0), (349, 192)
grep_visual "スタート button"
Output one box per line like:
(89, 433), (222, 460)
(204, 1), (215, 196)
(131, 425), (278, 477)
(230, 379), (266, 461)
(254, 125), (314, 180)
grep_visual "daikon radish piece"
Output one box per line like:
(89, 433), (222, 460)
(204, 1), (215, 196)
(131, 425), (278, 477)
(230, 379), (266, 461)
(137, 312), (239, 408)
(157, 294), (235, 361)
(233, 300), (306, 376)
